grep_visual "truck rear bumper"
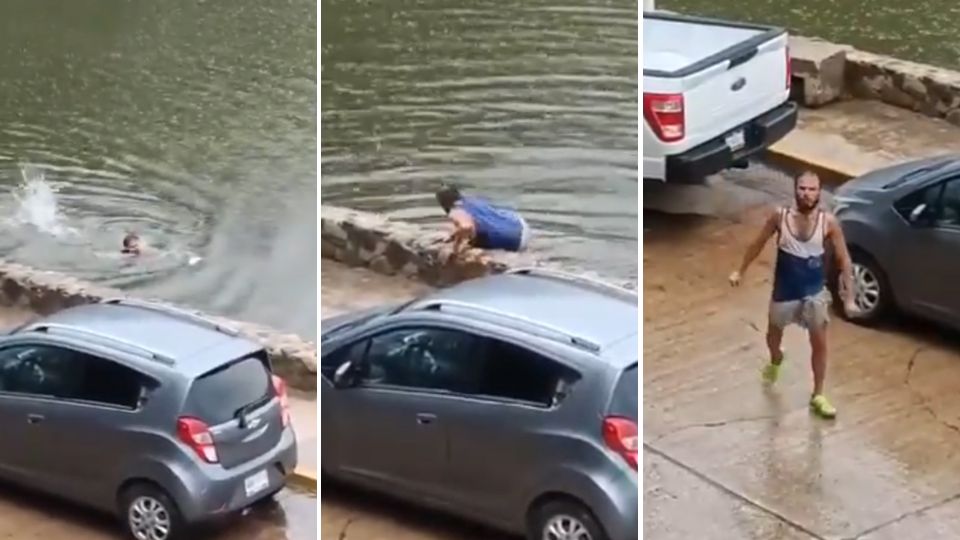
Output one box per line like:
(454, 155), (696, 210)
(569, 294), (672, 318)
(664, 100), (798, 183)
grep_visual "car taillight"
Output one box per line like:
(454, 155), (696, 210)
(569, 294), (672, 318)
(786, 44), (792, 90)
(272, 375), (292, 428)
(603, 416), (638, 470)
(177, 416), (219, 464)
(643, 92), (684, 142)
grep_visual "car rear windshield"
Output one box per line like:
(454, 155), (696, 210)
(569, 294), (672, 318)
(185, 356), (272, 425)
(609, 363), (638, 421)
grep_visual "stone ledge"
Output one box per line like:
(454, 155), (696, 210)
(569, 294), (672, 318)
(320, 205), (637, 290)
(0, 261), (317, 392)
(785, 34), (960, 125)
(789, 36), (852, 107)
(845, 50), (960, 125)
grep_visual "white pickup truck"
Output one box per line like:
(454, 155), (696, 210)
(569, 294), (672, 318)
(643, 11), (798, 183)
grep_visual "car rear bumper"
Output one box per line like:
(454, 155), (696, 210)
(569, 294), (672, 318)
(665, 100), (798, 183)
(175, 426), (298, 523)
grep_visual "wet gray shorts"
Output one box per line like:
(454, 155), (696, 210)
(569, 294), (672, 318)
(769, 288), (831, 330)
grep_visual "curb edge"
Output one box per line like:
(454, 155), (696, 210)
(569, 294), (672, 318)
(289, 468), (318, 493)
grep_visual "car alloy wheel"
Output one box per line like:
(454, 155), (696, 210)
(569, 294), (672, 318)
(852, 262), (882, 315)
(542, 514), (593, 540)
(128, 495), (172, 540)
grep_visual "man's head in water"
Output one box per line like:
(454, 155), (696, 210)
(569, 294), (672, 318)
(794, 171), (822, 214)
(122, 232), (142, 255)
(435, 184), (462, 215)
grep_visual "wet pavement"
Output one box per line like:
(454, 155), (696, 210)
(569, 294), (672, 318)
(769, 100), (960, 180)
(643, 204), (960, 539)
(0, 481), (316, 540)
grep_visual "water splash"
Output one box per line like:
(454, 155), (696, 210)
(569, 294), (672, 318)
(9, 165), (78, 238)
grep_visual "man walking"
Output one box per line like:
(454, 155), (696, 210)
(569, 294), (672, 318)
(728, 171), (857, 419)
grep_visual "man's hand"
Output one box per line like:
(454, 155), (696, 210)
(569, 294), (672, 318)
(843, 297), (860, 318)
(728, 270), (742, 287)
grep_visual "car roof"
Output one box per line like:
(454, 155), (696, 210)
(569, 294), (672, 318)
(18, 302), (261, 377)
(407, 272), (638, 364)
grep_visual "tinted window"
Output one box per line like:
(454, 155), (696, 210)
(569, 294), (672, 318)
(187, 356), (272, 424)
(894, 181), (943, 221)
(0, 344), (150, 409)
(322, 340), (367, 380)
(362, 327), (477, 391)
(471, 338), (579, 407)
(939, 179), (960, 227)
(608, 364), (638, 421)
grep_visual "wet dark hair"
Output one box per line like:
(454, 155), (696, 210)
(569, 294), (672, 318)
(435, 184), (462, 214)
(122, 233), (139, 250)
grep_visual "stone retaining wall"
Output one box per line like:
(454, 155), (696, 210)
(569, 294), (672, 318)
(0, 262), (317, 391)
(320, 205), (637, 290)
(790, 36), (960, 126)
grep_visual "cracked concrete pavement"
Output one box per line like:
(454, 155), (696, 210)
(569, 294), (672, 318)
(644, 207), (960, 540)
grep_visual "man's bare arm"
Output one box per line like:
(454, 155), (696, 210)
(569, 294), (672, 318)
(826, 213), (855, 304)
(738, 209), (780, 274)
(448, 208), (476, 252)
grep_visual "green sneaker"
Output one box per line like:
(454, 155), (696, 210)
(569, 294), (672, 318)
(810, 394), (837, 419)
(761, 363), (781, 384)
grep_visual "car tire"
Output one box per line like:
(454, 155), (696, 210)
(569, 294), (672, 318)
(119, 483), (188, 540)
(528, 498), (609, 540)
(845, 249), (893, 325)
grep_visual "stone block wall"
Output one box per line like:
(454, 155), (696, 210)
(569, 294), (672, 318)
(845, 50), (960, 125)
(320, 205), (637, 290)
(321, 205), (535, 286)
(0, 262), (317, 391)
(788, 35), (960, 125)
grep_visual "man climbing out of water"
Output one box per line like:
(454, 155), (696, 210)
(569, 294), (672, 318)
(435, 184), (530, 253)
(121, 232), (142, 256)
(728, 171), (858, 419)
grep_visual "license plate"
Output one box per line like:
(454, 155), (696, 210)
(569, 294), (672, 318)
(244, 470), (269, 498)
(725, 129), (745, 151)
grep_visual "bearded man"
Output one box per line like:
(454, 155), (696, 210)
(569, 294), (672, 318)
(728, 171), (858, 419)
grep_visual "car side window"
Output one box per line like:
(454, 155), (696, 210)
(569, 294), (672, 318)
(937, 179), (960, 228)
(0, 345), (82, 398)
(321, 340), (367, 380)
(471, 338), (580, 407)
(0, 344), (151, 409)
(894, 181), (944, 222)
(361, 327), (478, 391)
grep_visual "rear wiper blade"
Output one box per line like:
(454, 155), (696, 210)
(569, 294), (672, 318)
(234, 401), (261, 428)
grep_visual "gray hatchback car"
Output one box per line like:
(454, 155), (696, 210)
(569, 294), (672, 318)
(320, 268), (639, 540)
(0, 299), (298, 540)
(830, 155), (960, 327)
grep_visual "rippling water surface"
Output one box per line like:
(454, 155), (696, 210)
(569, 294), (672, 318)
(0, 0), (316, 339)
(660, 0), (960, 69)
(321, 0), (638, 283)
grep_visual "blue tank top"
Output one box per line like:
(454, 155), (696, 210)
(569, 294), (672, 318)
(772, 208), (827, 302)
(457, 196), (524, 251)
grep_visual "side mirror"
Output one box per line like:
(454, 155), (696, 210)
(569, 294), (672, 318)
(910, 203), (929, 223)
(333, 360), (358, 389)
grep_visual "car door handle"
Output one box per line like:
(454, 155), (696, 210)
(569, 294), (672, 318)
(26, 414), (44, 425)
(416, 413), (437, 425)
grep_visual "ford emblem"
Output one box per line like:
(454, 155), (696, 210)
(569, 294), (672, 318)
(731, 77), (746, 91)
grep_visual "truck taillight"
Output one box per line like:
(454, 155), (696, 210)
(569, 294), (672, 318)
(177, 416), (219, 464)
(786, 44), (792, 90)
(272, 375), (292, 428)
(643, 92), (684, 142)
(602, 416), (638, 470)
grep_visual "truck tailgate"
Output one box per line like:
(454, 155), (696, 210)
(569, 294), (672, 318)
(644, 13), (790, 151)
